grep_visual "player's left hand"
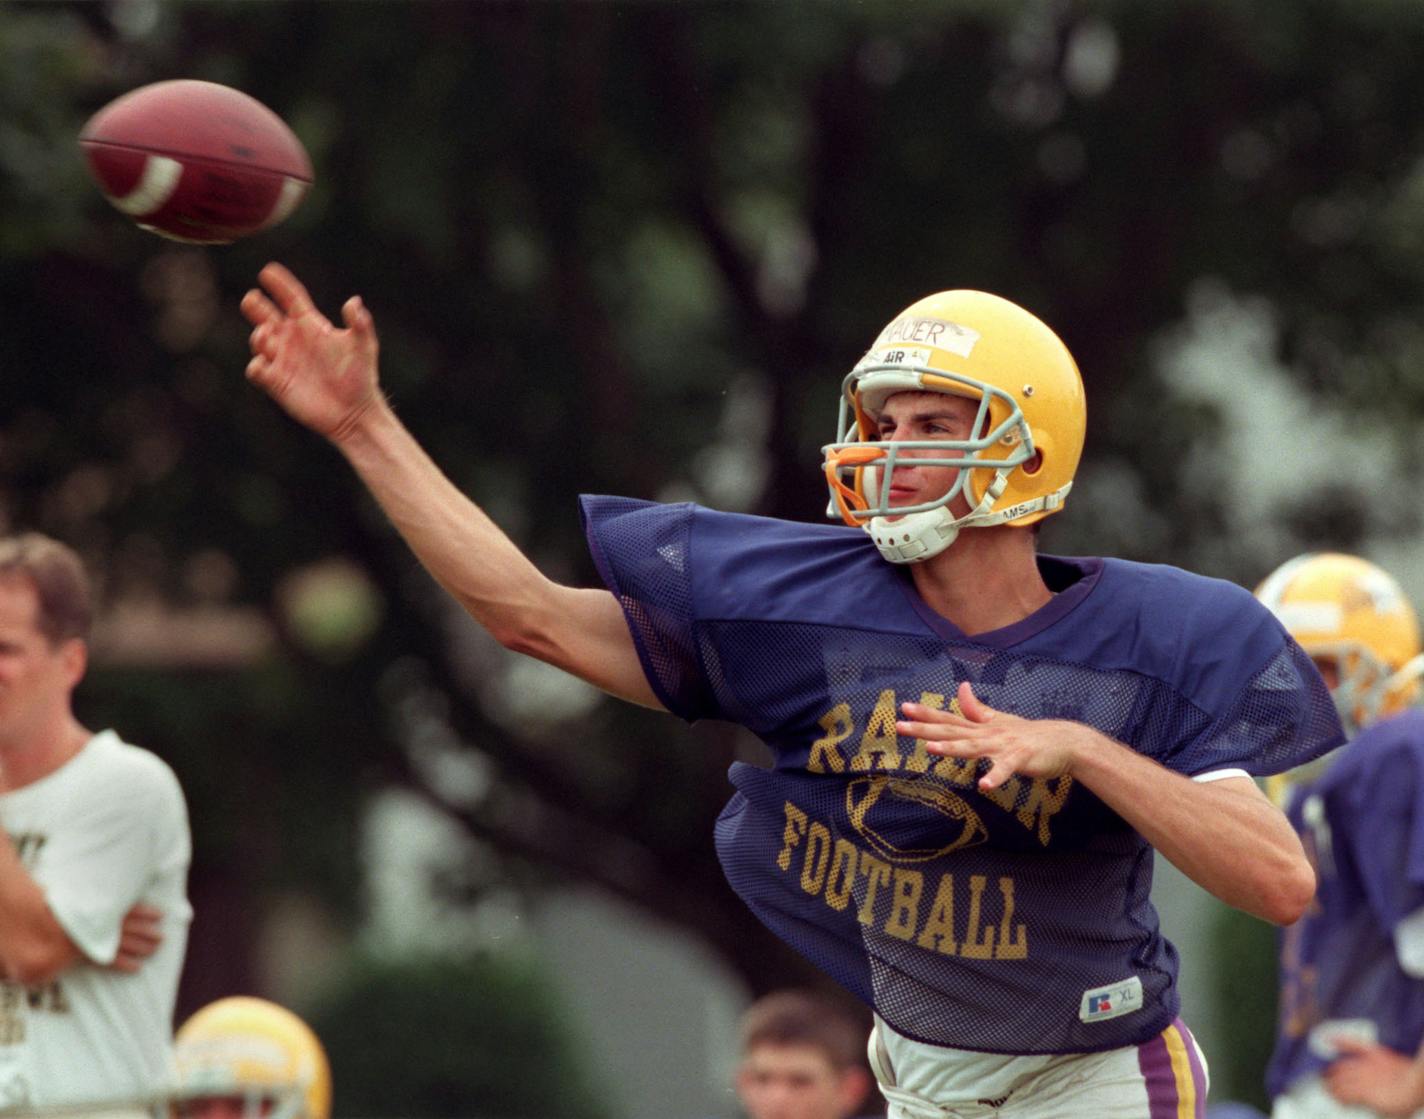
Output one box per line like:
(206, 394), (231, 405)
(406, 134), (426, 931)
(108, 903), (163, 974)
(1324, 1038), (1424, 1116)
(896, 681), (1089, 792)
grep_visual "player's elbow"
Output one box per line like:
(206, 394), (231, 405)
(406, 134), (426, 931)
(1256, 859), (1317, 926)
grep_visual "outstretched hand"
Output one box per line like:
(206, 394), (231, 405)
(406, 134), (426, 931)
(895, 681), (1084, 791)
(241, 262), (383, 443)
(1325, 1038), (1424, 1116)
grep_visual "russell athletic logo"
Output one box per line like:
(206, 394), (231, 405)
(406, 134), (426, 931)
(1080, 976), (1143, 1023)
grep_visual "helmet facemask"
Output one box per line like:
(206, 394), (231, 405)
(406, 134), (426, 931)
(823, 364), (1056, 564)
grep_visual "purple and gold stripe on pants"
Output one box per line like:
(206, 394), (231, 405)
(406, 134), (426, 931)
(1138, 1017), (1208, 1119)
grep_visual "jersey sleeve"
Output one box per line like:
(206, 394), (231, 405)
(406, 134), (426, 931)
(41, 757), (189, 965)
(1157, 594), (1345, 778)
(1331, 726), (1424, 942)
(580, 495), (721, 722)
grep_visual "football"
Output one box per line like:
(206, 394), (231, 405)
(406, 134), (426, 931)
(79, 79), (313, 244)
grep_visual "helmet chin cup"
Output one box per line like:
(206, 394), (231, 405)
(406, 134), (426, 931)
(866, 507), (961, 564)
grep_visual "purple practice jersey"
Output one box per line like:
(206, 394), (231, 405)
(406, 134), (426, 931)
(1265, 709), (1424, 1098)
(581, 498), (1344, 1055)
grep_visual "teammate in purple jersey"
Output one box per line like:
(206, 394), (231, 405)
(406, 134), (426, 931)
(1256, 554), (1424, 1119)
(239, 264), (1341, 1118)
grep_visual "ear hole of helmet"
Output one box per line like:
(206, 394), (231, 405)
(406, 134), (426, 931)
(1021, 448), (1044, 477)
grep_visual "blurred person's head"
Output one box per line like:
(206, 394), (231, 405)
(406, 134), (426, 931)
(172, 997), (330, 1119)
(1256, 552), (1423, 737)
(735, 989), (872, 1119)
(0, 534), (91, 752)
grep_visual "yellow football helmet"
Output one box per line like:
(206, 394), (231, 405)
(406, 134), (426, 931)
(823, 289), (1086, 563)
(172, 997), (331, 1119)
(1256, 553), (1424, 736)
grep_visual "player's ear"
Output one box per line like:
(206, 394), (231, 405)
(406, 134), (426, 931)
(59, 638), (87, 687)
(836, 1065), (872, 1117)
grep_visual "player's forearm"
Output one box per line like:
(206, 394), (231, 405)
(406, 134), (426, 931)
(1069, 732), (1314, 925)
(329, 401), (662, 708)
(0, 834), (79, 985)
(332, 399), (556, 638)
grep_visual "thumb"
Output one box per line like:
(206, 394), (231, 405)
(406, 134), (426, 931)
(958, 681), (996, 724)
(342, 295), (379, 354)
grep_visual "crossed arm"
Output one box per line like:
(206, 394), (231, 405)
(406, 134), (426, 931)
(0, 833), (162, 986)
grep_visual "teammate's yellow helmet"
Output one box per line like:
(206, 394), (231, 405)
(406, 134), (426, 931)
(173, 996), (332, 1119)
(823, 290), (1086, 563)
(1256, 553), (1424, 735)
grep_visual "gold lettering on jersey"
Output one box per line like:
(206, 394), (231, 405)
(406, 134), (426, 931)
(849, 691), (902, 771)
(778, 799), (1028, 961)
(824, 840), (858, 911)
(883, 868), (924, 941)
(807, 705), (853, 773)
(801, 822), (832, 893)
(916, 874), (959, 955)
(810, 696), (1074, 845)
(776, 802), (809, 870)
(856, 853), (892, 926)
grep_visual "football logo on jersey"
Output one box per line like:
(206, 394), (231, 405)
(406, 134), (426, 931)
(846, 775), (989, 863)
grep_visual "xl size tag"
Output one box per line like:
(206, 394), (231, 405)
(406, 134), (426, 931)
(1079, 976), (1143, 1023)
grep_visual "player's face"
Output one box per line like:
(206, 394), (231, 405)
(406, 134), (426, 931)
(0, 576), (83, 747)
(1312, 656), (1341, 692)
(736, 1044), (859, 1119)
(873, 390), (980, 518)
(173, 1098), (273, 1119)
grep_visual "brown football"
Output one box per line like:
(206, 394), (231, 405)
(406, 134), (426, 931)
(79, 79), (313, 244)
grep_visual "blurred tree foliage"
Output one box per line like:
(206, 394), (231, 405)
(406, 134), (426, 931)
(307, 950), (611, 1119)
(5, 0), (1424, 1108)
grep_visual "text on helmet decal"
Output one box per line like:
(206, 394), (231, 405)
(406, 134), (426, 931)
(875, 317), (980, 358)
(855, 346), (931, 371)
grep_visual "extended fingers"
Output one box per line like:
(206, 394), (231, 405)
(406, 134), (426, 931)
(957, 681), (997, 723)
(258, 261), (317, 316)
(896, 702), (972, 741)
(240, 287), (280, 327)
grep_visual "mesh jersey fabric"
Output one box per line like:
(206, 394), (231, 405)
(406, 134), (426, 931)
(1266, 708), (1424, 1097)
(581, 497), (1344, 1054)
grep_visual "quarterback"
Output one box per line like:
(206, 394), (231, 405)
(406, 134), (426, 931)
(241, 265), (1341, 1118)
(1256, 554), (1424, 1119)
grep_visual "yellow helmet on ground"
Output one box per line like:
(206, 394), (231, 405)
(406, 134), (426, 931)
(1256, 552), (1423, 736)
(823, 290), (1086, 563)
(173, 997), (332, 1119)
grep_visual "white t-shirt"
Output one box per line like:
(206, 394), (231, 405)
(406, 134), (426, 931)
(0, 730), (192, 1109)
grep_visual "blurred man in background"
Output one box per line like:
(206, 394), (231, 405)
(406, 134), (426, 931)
(171, 996), (331, 1119)
(736, 989), (874, 1119)
(1256, 553), (1424, 1118)
(0, 532), (191, 1112)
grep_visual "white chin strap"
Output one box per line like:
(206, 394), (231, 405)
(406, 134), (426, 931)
(863, 471), (1071, 564)
(866, 506), (963, 564)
